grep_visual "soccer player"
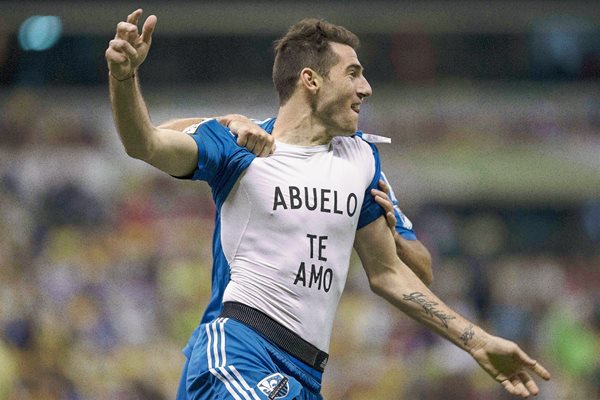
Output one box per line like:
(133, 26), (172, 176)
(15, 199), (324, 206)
(158, 114), (433, 326)
(106, 9), (550, 399)
(164, 115), (433, 283)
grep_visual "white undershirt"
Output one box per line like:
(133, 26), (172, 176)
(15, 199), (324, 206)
(221, 137), (376, 352)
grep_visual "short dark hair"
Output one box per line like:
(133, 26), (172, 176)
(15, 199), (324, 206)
(272, 18), (360, 105)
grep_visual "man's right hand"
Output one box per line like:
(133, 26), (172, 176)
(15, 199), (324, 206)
(105, 9), (157, 80)
(158, 115), (276, 157)
(217, 114), (276, 157)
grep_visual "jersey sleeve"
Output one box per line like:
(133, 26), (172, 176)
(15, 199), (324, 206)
(380, 172), (418, 240)
(185, 119), (256, 206)
(255, 117), (276, 133)
(357, 142), (385, 229)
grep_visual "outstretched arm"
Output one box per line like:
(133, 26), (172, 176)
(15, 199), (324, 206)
(106, 9), (198, 177)
(354, 217), (550, 398)
(371, 180), (433, 285)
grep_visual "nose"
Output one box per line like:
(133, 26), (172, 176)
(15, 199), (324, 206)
(357, 76), (372, 99)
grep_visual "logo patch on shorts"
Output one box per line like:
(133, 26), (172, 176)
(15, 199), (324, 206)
(257, 373), (289, 399)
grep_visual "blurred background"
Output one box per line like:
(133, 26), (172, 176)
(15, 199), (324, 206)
(1, 1), (600, 399)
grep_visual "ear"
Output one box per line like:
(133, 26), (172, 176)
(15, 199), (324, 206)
(299, 68), (321, 94)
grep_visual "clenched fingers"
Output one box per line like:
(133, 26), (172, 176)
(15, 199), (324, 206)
(254, 141), (266, 157)
(378, 179), (390, 195)
(115, 21), (138, 41)
(258, 134), (275, 156)
(115, 9), (156, 47)
(105, 41), (134, 64)
(371, 188), (396, 231)
(105, 47), (127, 64)
(244, 135), (258, 154)
(235, 129), (275, 157)
(371, 188), (390, 203)
(258, 140), (275, 157)
(105, 39), (136, 63)
(108, 39), (136, 57)
(371, 188), (393, 212)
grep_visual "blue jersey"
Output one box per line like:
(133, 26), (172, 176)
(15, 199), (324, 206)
(379, 171), (416, 241)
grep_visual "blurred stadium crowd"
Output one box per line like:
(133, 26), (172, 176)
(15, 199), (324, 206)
(1, 2), (600, 399)
(1, 84), (599, 399)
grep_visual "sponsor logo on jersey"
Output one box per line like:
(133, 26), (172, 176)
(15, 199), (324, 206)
(257, 373), (289, 399)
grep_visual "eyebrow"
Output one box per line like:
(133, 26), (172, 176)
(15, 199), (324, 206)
(346, 63), (363, 73)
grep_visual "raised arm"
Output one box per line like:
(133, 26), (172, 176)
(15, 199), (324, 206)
(105, 9), (198, 177)
(158, 114), (275, 157)
(354, 216), (550, 398)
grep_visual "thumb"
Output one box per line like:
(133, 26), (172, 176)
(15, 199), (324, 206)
(141, 15), (157, 44)
(378, 179), (390, 194)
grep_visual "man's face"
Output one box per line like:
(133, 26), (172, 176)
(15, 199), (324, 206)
(315, 42), (372, 136)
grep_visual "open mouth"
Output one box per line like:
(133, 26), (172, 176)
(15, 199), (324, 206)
(351, 103), (361, 114)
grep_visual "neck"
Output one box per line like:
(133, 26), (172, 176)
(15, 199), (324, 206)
(272, 99), (332, 146)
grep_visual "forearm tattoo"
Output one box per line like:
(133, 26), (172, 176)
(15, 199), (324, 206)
(402, 292), (456, 328)
(460, 324), (475, 346)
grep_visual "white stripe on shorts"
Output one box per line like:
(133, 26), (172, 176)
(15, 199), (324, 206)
(206, 318), (260, 400)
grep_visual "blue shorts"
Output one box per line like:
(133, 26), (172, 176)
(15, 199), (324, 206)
(177, 318), (323, 399)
